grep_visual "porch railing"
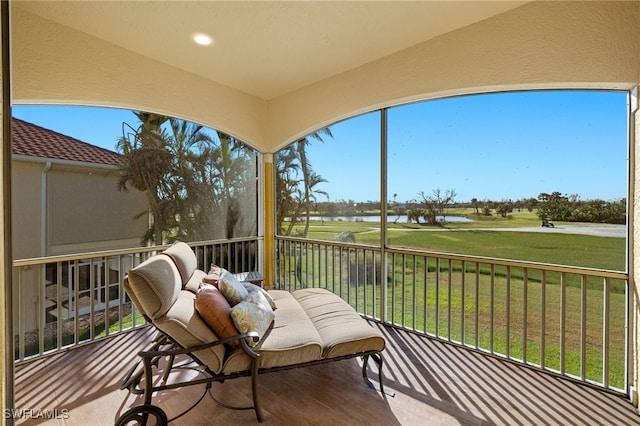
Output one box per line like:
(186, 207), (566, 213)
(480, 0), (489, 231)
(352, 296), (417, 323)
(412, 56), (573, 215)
(275, 236), (629, 394)
(12, 237), (260, 363)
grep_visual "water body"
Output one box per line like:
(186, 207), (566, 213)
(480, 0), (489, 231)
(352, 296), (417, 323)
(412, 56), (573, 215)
(310, 215), (473, 223)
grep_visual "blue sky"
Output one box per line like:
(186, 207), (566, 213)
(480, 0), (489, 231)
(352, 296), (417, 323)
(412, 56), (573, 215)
(12, 90), (629, 204)
(13, 105), (136, 153)
(305, 90), (629, 203)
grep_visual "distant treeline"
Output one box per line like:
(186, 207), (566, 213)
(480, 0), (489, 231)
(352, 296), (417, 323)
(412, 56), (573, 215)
(314, 191), (626, 224)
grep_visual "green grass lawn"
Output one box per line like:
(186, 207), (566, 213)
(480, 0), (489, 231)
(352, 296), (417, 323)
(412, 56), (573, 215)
(300, 209), (625, 271)
(281, 212), (628, 389)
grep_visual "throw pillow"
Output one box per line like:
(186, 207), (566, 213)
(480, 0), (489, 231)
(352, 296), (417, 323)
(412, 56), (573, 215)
(217, 270), (249, 306)
(230, 300), (275, 347)
(194, 284), (240, 347)
(202, 264), (223, 287)
(241, 282), (277, 311)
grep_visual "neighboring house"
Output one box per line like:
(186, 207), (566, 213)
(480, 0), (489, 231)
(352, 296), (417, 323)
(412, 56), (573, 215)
(11, 117), (148, 330)
(11, 117), (147, 258)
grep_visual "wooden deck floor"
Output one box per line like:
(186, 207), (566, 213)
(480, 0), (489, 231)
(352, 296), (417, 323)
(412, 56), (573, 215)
(13, 322), (639, 426)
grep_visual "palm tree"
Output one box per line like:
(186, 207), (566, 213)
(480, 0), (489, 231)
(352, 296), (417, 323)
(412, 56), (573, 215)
(164, 118), (214, 241)
(274, 128), (332, 285)
(275, 127), (333, 237)
(118, 111), (259, 246)
(210, 132), (257, 239)
(116, 111), (172, 245)
(275, 144), (303, 235)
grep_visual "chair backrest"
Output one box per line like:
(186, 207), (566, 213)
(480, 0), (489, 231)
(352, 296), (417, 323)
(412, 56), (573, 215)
(124, 254), (182, 321)
(163, 242), (198, 287)
(124, 246), (229, 373)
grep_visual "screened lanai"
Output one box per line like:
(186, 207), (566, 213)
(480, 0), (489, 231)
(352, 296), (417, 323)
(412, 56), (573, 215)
(2, 1), (640, 424)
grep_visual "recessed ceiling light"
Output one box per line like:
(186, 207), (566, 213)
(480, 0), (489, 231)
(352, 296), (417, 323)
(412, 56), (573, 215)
(193, 33), (212, 46)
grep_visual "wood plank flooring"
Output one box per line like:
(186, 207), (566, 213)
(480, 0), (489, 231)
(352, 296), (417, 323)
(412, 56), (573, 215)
(13, 323), (639, 425)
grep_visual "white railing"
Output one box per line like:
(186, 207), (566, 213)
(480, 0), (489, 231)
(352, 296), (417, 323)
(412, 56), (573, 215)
(275, 236), (629, 394)
(12, 237), (260, 363)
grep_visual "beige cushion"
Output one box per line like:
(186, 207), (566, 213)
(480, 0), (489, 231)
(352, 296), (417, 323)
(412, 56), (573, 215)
(163, 242), (197, 287)
(292, 288), (385, 358)
(126, 254), (181, 320)
(123, 275), (146, 319)
(184, 269), (206, 293)
(155, 290), (226, 374)
(222, 290), (323, 372)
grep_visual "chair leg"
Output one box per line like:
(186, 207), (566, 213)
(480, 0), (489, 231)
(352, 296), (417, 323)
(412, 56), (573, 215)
(251, 359), (264, 422)
(362, 352), (395, 397)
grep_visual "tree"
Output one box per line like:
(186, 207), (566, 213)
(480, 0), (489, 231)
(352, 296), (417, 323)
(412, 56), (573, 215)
(164, 118), (214, 241)
(406, 208), (425, 224)
(295, 130), (331, 237)
(537, 191), (572, 221)
(116, 112), (172, 245)
(416, 188), (457, 225)
(275, 128), (333, 237)
(496, 201), (514, 218)
(117, 111), (256, 245)
(523, 197), (538, 212)
(471, 198), (480, 214)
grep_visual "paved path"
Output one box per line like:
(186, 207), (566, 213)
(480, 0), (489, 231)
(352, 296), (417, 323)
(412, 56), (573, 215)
(339, 224), (626, 238)
(454, 224), (626, 238)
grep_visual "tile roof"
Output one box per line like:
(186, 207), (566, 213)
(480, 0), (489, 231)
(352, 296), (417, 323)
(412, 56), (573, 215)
(11, 117), (122, 166)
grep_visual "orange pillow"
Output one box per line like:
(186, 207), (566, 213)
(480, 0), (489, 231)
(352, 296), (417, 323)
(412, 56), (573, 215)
(195, 284), (240, 347)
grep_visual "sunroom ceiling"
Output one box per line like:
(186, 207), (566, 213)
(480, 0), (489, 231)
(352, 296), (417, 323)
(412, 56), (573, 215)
(14, 1), (529, 100)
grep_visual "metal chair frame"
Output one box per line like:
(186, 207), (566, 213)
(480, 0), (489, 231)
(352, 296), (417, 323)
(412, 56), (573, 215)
(117, 329), (390, 424)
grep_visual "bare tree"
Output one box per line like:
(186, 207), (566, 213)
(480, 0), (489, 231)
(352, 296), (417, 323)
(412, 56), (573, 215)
(416, 188), (457, 225)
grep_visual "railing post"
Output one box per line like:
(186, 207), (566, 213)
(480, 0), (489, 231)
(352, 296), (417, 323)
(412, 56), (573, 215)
(262, 153), (275, 289)
(380, 108), (388, 324)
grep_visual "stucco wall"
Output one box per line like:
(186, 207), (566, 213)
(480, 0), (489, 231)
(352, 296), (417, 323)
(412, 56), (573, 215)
(47, 165), (147, 254)
(12, 160), (147, 257)
(11, 161), (42, 259)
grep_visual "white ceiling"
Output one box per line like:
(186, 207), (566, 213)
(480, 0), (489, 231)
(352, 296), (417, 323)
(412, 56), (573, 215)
(13, 1), (529, 100)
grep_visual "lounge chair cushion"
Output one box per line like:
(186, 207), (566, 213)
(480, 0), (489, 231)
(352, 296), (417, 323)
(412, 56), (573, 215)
(126, 254), (181, 320)
(184, 269), (205, 293)
(222, 290), (323, 372)
(163, 242), (198, 288)
(293, 288), (385, 358)
(155, 289), (226, 373)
